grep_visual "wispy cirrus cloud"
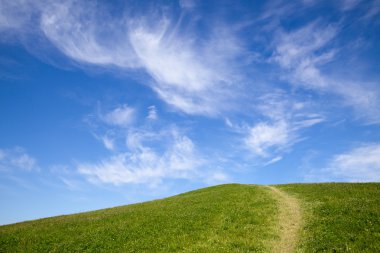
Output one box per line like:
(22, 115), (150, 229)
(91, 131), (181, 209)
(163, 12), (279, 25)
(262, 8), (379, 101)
(307, 143), (380, 182)
(147, 106), (158, 120)
(272, 20), (380, 124)
(243, 114), (323, 162)
(37, 0), (245, 116)
(0, 0), (36, 32)
(0, 147), (38, 172)
(2, 0), (379, 122)
(328, 144), (380, 181)
(245, 120), (290, 158)
(101, 104), (135, 128)
(40, 1), (141, 68)
(98, 133), (116, 152)
(272, 21), (337, 85)
(80, 104), (229, 186)
(86, 104), (135, 151)
(341, 0), (362, 11)
(2, 0), (380, 187)
(78, 127), (227, 186)
(127, 11), (245, 115)
(241, 92), (324, 161)
(1, 0), (246, 116)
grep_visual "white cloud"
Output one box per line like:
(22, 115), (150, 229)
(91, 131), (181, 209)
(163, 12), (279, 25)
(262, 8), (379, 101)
(153, 86), (222, 115)
(147, 105), (157, 120)
(245, 121), (290, 157)
(341, 0), (362, 11)
(129, 21), (215, 93)
(294, 117), (325, 128)
(242, 92), (324, 160)
(81, 111), (229, 186)
(272, 21), (380, 124)
(125, 129), (165, 151)
(2, 0), (379, 123)
(100, 134), (115, 151)
(0, 147), (38, 172)
(102, 104), (135, 127)
(264, 156), (283, 166)
(273, 22), (337, 87)
(127, 16), (243, 116)
(40, 1), (140, 68)
(0, 0), (35, 31)
(78, 132), (204, 186)
(31, 1), (244, 116)
(322, 143), (380, 182)
(204, 171), (230, 185)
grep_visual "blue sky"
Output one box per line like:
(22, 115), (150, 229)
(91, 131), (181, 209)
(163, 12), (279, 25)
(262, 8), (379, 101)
(1, 0), (380, 225)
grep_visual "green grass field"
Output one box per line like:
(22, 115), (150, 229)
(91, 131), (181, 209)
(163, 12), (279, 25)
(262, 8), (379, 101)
(0, 184), (279, 252)
(278, 183), (380, 252)
(0, 183), (379, 252)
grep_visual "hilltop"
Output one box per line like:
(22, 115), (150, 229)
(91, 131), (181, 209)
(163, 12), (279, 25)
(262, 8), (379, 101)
(0, 183), (379, 252)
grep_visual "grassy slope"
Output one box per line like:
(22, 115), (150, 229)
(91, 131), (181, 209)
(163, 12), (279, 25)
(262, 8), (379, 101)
(1, 183), (380, 253)
(278, 183), (380, 252)
(0, 184), (278, 252)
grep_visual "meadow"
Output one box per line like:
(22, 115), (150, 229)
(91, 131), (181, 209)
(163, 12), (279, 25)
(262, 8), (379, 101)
(278, 183), (380, 252)
(0, 184), (278, 252)
(0, 183), (379, 252)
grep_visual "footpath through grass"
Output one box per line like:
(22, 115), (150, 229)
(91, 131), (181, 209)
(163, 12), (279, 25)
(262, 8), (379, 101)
(266, 186), (301, 253)
(278, 183), (380, 252)
(0, 184), (278, 252)
(1, 183), (379, 252)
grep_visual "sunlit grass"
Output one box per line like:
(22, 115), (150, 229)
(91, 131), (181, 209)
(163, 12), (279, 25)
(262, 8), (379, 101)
(0, 184), (278, 252)
(1, 183), (379, 252)
(278, 183), (380, 252)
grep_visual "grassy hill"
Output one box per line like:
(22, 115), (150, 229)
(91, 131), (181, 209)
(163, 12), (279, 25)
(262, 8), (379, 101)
(0, 183), (379, 252)
(278, 183), (380, 252)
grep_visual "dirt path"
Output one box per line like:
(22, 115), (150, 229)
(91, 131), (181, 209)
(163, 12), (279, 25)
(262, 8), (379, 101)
(266, 186), (302, 253)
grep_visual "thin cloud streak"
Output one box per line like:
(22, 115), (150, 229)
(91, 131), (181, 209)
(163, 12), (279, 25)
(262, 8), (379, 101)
(307, 143), (380, 182)
(0, 147), (38, 172)
(242, 92), (324, 161)
(37, 0), (246, 116)
(40, 1), (140, 68)
(272, 21), (380, 123)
